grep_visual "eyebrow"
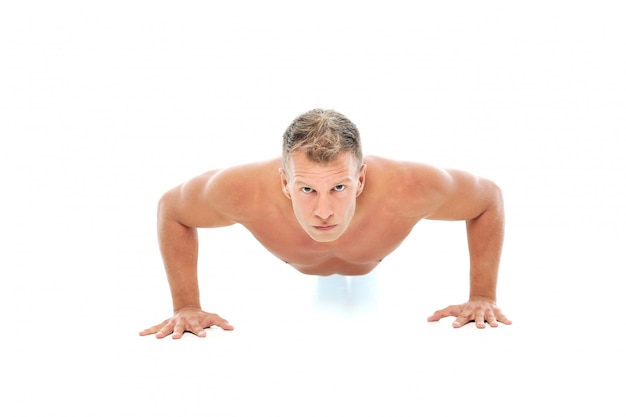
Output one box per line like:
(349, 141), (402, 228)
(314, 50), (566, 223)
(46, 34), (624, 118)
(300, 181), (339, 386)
(293, 177), (352, 186)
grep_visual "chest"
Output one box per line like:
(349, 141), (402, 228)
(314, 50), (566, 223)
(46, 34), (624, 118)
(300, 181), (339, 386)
(244, 209), (416, 274)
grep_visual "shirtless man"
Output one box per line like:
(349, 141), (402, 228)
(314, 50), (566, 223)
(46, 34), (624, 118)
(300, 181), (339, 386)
(140, 109), (512, 339)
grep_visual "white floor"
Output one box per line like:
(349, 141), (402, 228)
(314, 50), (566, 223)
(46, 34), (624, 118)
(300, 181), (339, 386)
(3, 213), (624, 416)
(2, 2), (625, 416)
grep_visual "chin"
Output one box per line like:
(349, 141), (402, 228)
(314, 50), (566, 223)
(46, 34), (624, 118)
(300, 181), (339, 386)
(309, 235), (340, 243)
(307, 229), (344, 243)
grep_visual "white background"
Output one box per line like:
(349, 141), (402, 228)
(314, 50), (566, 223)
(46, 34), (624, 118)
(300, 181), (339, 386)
(1, 1), (625, 416)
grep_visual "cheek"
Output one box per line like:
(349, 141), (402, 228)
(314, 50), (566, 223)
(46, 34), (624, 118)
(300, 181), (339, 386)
(344, 195), (360, 218)
(290, 195), (310, 214)
(337, 191), (356, 207)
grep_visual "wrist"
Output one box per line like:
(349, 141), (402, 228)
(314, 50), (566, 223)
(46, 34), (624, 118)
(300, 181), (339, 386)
(469, 294), (496, 303)
(173, 304), (202, 313)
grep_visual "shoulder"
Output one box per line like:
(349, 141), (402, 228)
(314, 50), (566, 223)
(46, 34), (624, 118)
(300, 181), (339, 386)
(366, 155), (503, 220)
(364, 155), (453, 195)
(162, 158), (283, 226)
(362, 155), (457, 217)
(206, 159), (279, 194)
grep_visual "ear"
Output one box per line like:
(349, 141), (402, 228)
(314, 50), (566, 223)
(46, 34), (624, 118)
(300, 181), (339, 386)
(278, 167), (291, 199)
(355, 163), (367, 197)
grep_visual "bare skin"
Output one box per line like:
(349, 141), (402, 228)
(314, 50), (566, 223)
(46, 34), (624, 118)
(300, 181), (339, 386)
(140, 152), (511, 339)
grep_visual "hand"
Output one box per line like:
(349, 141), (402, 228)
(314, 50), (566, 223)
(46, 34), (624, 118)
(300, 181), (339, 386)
(427, 298), (512, 329)
(139, 307), (234, 339)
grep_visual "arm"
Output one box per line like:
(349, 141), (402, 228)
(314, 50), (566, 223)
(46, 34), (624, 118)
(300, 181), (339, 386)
(158, 192), (201, 312)
(419, 167), (511, 328)
(465, 182), (504, 303)
(140, 171), (236, 339)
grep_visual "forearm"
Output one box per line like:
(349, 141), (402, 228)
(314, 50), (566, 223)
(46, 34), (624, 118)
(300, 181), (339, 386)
(465, 186), (505, 301)
(158, 210), (201, 312)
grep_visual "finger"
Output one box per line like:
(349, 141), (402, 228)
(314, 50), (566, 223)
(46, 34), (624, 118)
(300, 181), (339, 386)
(139, 326), (159, 336)
(202, 314), (235, 331)
(427, 305), (460, 322)
(189, 321), (207, 338)
(485, 311), (499, 328)
(215, 319), (234, 331)
(490, 305), (512, 325)
(473, 309), (487, 329)
(156, 321), (175, 339)
(497, 313), (512, 325)
(172, 322), (187, 339)
(452, 307), (474, 328)
(427, 310), (444, 322)
(139, 319), (169, 336)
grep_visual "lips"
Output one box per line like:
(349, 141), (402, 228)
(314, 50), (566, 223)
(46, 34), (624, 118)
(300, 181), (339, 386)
(314, 225), (336, 231)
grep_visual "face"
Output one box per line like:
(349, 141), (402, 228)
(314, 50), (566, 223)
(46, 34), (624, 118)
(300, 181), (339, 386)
(279, 151), (367, 242)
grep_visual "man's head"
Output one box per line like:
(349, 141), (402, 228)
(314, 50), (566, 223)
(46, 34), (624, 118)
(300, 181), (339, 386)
(279, 109), (366, 243)
(282, 108), (363, 169)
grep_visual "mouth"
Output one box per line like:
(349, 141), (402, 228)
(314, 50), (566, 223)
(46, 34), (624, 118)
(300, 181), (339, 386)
(313, 225), (337, 231)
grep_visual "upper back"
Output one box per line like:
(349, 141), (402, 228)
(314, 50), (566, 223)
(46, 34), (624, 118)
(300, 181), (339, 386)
(163, 154), (454, 229)
(160, 158), (285, 228)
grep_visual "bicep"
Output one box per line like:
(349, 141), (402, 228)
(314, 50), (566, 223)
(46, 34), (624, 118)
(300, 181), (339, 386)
(423, 168), (502, 221)
(159, 170), (236, 228)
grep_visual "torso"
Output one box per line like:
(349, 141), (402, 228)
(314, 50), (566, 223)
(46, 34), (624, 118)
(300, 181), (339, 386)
(232, 156), (426, 276)
(245, 206), (415, 276)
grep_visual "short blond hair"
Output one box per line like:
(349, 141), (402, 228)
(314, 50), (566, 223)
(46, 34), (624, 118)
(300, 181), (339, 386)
(282, 109), (362, 168)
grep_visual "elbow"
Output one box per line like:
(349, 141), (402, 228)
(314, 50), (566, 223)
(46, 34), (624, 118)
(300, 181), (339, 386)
(485, 180), (505, 220)
(488, 180), (504, 206)
(475, 179), (504, 220)
(157, 189), (178, 223)
(157, 192), (168, 218)
(493, 181), (504, 208)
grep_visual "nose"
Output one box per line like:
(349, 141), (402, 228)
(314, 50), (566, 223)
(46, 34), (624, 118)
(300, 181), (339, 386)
(314, 194), (334, 220)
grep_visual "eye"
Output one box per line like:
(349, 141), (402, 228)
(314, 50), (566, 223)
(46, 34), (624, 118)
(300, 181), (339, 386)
(333, 185), (346, 191)
(301, 187), (314, 194)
